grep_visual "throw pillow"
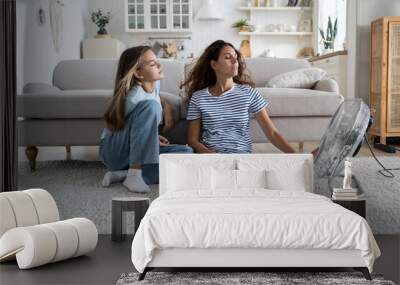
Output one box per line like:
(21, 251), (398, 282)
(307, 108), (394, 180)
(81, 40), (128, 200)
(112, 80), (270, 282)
(266, 68), (327, 89)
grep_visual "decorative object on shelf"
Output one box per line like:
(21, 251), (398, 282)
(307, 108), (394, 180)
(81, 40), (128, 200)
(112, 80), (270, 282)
(264, 0), (270, 6)
(287, 0), (299, 7)
(299, 0), (312, 7)
(296, 47), (314, 58)
(196, 0), (223, 21)
(37, 7), (46, 26)
(152, 41), (164, 57)
(49, 0), (64, 53)
(91, 9), (111, 38)
(254, 0), (260, 7)
(245, 0), (252, 7)
(232, 19), (250, 32)
(299, 19), (312, 32)
(163, 42), (178, 59)
(343, 157), (352, 189)
(319, 16), (337, 53)
(270, 0), (279, 7)
(260, 49), (275, 58)
(285, 24), (297, 32)
(240, 40), (251, 58)
(276, 23), (285, 32)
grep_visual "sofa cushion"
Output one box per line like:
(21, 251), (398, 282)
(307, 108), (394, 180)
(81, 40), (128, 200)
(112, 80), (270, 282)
(17, 90), (112, 119)
(258, 87), (343, 117)
(53, 59), (118, 90)
(266, 68), (327, 89)
(245, 58), (311, 87)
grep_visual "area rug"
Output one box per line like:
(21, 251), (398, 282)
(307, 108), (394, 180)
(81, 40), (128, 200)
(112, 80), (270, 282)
(18, 157), (400, 234)
(115, 271), (395, 285)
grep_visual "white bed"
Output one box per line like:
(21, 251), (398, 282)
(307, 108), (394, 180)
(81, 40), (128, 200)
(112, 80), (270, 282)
(131, 154), (380, 280)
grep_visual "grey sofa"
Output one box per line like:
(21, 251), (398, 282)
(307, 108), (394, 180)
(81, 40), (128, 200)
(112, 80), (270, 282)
(17, 58), (343, 170)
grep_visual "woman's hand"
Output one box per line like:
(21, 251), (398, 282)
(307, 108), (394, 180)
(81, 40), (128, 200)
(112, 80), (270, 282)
(162, 102), (174, 133)
(255, 109), (296, 153)
(159, 135), (170, 147)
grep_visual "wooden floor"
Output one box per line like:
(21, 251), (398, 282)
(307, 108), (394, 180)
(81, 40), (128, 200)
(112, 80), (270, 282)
(0, 235), (399, 285)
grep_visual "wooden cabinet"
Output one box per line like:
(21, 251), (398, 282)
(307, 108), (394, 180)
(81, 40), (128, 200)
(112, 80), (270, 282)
(125, 0), (192, 33)
(370, 17), (400, 144)
(310, 51), (348, 98)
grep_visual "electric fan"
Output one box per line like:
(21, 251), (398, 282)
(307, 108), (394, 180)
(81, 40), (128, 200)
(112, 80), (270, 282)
(314, 99), (372, 179)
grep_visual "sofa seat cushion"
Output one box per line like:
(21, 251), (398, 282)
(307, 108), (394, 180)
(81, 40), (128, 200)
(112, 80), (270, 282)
(17, 90), (184, 120)
(17, 90), (112, 119)
(258, 87), (343, 117)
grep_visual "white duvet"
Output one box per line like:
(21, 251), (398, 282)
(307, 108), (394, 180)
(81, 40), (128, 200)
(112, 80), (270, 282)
(131, 190), (380, 273)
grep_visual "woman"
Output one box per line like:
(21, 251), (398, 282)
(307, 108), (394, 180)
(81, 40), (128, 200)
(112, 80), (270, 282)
(100, 46), (192, 193)
(182, 40), (297, 154)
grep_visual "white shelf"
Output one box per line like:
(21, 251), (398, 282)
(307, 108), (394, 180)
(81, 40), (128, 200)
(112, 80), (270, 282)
(239, 6), (312, 11)
(239, 32), (313, 36)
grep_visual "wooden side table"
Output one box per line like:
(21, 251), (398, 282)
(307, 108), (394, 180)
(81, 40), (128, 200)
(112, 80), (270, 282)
(112, 197), (150, 242)
(332, 199), (366, 218)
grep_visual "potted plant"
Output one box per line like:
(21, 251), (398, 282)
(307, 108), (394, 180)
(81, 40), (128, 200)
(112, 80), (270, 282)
(319, 16), (337, 53)
(91, 9), (111, 38)
(232, 19), (250, 32)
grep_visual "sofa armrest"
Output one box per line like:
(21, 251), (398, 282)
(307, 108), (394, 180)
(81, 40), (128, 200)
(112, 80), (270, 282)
(23, 83), (61, 94)
(313, 78), (339, 93)
(159, 91), (182, 123)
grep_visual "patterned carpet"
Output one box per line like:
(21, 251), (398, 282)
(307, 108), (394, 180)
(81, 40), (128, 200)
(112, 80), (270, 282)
(18, 157), (400, 234)
(116, 271), (395, 285)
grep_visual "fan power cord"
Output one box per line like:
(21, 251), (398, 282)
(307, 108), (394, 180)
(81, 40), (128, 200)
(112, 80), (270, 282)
(364, 134), (400, 178)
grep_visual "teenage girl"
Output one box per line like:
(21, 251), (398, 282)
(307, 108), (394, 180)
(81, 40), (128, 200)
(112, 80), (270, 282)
(100, 46), (192, 192)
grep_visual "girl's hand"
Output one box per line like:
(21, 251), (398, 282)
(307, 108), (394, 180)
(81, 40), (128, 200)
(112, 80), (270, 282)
(162, 103), (174, 133)
(159, 135), (170, 146)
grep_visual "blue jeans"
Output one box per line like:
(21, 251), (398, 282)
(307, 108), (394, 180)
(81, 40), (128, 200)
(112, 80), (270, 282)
(99, 100), (192, 184)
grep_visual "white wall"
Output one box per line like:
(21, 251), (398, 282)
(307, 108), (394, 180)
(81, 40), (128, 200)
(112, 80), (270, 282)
(16, 0), (89, 92)
(355, 0), (400, 102)
(87, 0), (313, 58)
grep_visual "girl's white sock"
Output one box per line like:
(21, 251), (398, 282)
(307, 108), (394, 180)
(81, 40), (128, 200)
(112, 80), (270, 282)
(102, 170), (128, 187)
(123, 169), (150, 193)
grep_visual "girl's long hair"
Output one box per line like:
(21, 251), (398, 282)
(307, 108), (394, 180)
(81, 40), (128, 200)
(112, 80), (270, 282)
(180, 40), (254, 99)
(104, 45), (152, 132)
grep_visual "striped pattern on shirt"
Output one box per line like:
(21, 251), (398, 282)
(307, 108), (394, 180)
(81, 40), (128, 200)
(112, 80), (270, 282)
(186, 84), (268, 153)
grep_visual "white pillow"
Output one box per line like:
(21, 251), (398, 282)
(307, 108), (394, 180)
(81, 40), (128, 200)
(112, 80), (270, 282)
(211, 169), (268, 191)
(266, 68), (327, 89)
(267, 167), (306, 191)
(167, 163), (211, 191)
(212, 168), (237, 191)
(237, 159), (309, 192)
(236, 169), (268, 189)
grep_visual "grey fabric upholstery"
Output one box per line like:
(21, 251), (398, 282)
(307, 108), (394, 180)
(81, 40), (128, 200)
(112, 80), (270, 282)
(53, 59), (117, 90)
(159, 91), (183, 123)
(17, 90), (112, 119)
(23, 83), (61, 94)
(259, 88), (344, 117)
(245, 58), (311, 87)
(313, 78), (340, 93)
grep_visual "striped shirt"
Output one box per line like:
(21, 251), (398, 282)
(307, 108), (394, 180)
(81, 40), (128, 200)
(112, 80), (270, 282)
(186, 84), (268, 153)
